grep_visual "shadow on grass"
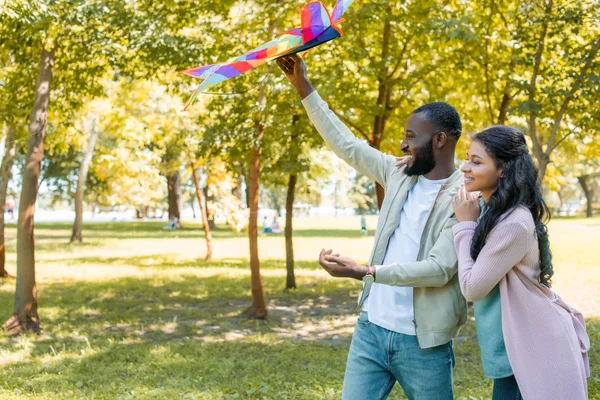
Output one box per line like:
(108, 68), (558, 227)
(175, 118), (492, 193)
(1, 272), (359, 350)
(0, 271), (363, 397)
(1, 269), (599, 398)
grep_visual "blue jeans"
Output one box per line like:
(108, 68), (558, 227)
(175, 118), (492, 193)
(342, 312), (455, 400)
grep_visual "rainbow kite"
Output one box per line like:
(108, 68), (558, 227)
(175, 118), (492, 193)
(180, 0), (354, 110)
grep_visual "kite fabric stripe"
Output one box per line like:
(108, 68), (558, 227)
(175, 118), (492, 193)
(332, 0), (354, 23)
(180, 0), (354, 110)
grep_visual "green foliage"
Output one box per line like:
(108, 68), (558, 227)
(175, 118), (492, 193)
(4, 0), (598, 208)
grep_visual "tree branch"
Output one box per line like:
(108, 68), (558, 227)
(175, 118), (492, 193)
(551, 129), (578, 152)
(490, 0), (512, 32)
(527, 0), (553, 154)
(546, 37), (600, 156)
(388, 35), (414, 80)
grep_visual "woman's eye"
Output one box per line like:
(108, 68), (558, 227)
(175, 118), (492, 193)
(473, 161), (480, 165)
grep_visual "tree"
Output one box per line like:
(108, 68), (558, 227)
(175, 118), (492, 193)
(1, 0), (134, 333)
(167, 169), (183, 225)
(246, 83), (269, 318)
(2, 47), (55, 335)
(198, 0), (302, 318)
(261, 110), (318, 290)
(0, 123), (16, 279)
(576, 175), (596, 218)
(0, 20), (38, 280)
(70, 112), (99, 243)
(520, 2), (600, 184)
(456, 0), (600, 184)
(190, 162), (214, 260)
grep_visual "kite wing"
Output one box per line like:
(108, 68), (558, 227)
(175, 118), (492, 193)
(332, 0), (353, 23)
(180, 0), (354, 110)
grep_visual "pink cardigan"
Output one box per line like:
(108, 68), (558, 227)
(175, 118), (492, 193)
(453, 206), (590, 400)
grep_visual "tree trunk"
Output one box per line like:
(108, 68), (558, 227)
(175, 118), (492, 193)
(244, 113), (268, 319)
(3, 47), (55, 335)
(205, 187), (217, 229)
(497, 48), (517, 125)
(557, 189), (564, 211)
(536, 155), (550, 188)
(528, 0), (553, 186)
(371, 138), (386, 210)
(232, 172), (243, 202)
(190, 163), (214, 261)
(70, 122), (98, 243)
(242, 13), (284, 317)
(285, 173), (297, 289)
(242, 166), (251, 209)
(203, 181), (217, 230)
(167, 170), (182, 227)
(578, 176), (594, 218)
(371, 14), (392, 210)
(190, 195), (196, 219)
(0, 122), (16, 279)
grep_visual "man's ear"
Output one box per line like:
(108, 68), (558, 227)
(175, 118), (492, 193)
(435, 132), (448, 149)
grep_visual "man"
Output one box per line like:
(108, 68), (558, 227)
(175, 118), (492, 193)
(277, 54), (467, 400)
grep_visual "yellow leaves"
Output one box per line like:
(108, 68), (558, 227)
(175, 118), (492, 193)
(543, 164), (567, 193)
(43, 21), (61, 49)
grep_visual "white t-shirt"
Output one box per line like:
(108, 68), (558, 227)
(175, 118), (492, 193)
(363, 175), (446, 335)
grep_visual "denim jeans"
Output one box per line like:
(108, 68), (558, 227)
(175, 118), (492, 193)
(342, 312), (455, 400)
(492, 375), (521, 400)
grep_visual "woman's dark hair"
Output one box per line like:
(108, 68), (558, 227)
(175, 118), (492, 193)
(470, 125), (554, 287)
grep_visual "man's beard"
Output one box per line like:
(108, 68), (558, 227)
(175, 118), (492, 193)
(404, 137), (436, 176)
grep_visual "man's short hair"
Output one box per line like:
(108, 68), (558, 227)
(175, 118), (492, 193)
(412, 102), (462, 140)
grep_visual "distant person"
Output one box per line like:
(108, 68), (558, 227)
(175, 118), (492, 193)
(360, 215), (367, 235)
(5, 197), (14, 220)
(452, 125), (590, 399)
(262, 216), (272, 233)
(270, 217), (282, 234)
(162, 217), (179, 230)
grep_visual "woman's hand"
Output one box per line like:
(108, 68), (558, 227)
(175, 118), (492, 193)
(394, 155), (412, 168)
(452, 186), (480, 223)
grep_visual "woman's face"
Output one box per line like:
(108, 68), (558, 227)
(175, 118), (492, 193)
(460, 140), (503, 196)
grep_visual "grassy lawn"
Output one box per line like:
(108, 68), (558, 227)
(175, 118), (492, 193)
(0, 216), (598, 399)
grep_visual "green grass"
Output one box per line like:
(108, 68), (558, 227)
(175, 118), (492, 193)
(0, 216), (599, 399)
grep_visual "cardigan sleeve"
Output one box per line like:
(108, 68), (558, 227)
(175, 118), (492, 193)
(453, 218), (533, 302)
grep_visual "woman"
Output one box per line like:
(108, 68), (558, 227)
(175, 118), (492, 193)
(452, 125), (590, 400)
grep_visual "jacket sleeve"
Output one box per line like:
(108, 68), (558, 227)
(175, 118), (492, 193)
(452, 218), (532, 301)
(302, 91), (396, 188)
(374, 216), (459, 287)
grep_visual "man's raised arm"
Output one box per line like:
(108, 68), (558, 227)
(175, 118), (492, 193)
(277, 55), (395, 188)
